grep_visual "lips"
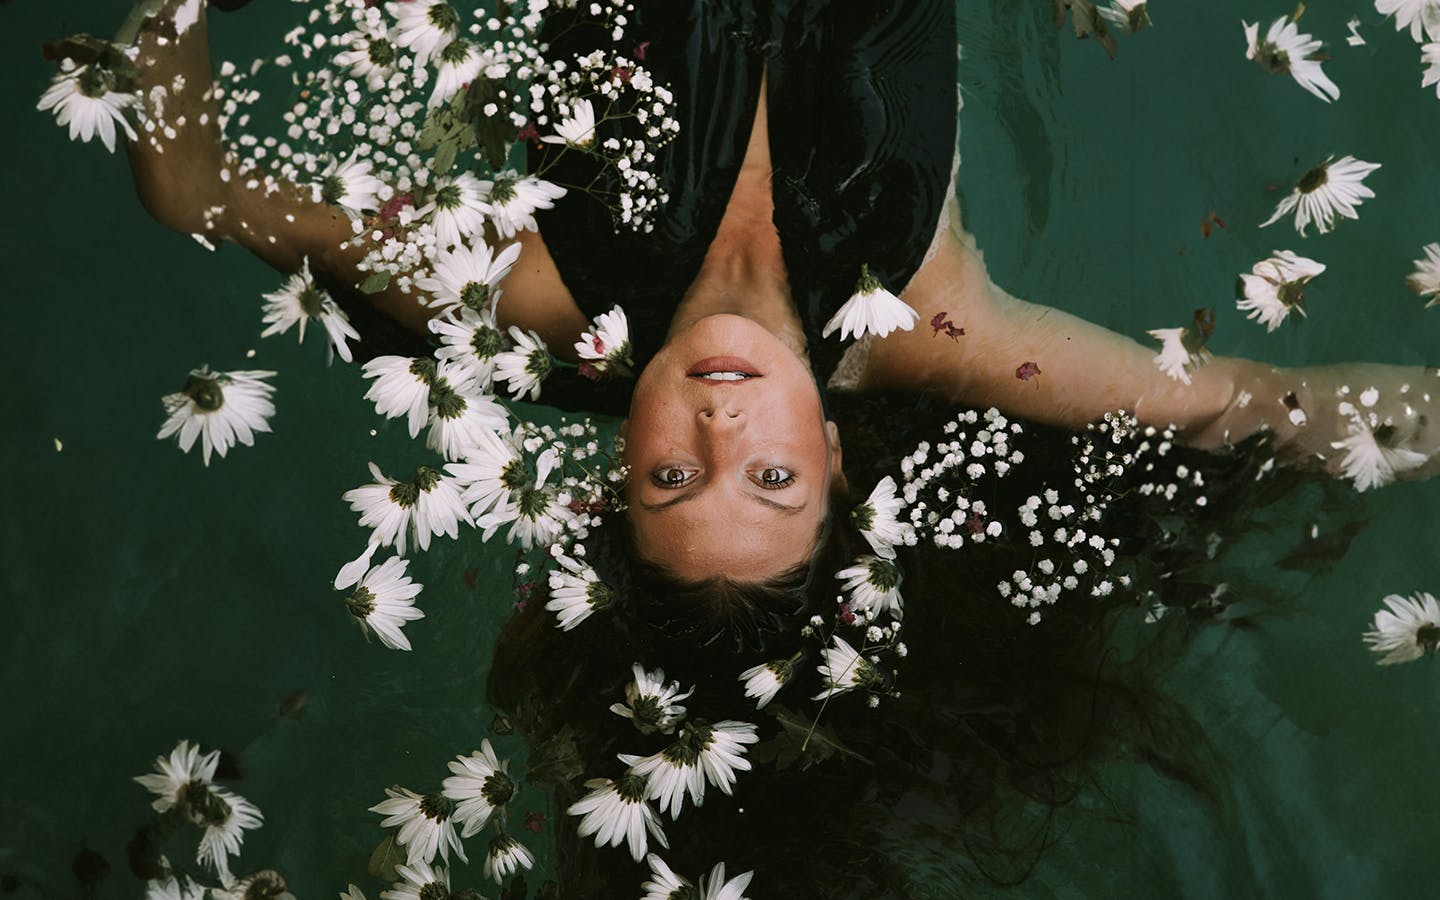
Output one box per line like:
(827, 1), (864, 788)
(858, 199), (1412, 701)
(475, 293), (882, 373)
(686, 356), (762, 378)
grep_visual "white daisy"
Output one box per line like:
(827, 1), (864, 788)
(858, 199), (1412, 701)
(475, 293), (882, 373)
(541, 97), (598, 148)
(343, 462), (471, 555)
(574, 305), (634, 377)
(1330, 409), (1428, 492)
(493, 326), (553, 401)
(315, 151), (385, 220)
(1235, 251), (1326, 333)
(822, 264), (920, 342)
(738, 653), (802, 709)
(482, 172), (567, 239)
(621, 721), (758, 820)
(260, 258), (361, 362)
(156, 368), (277, 466)
(1363, 591), (1440, 664)
(1261, 156), (1381, 236)
(370, 787), (467, 866)
(1243, 17), (1340, 102)
(335, 31), (400, 92)
(479, 470), (577, 549)
(427, 172), (491, 250)
(212, 870), (293, 900)
(426, 362), (508, 462)
(362, 356), (437, 437)
(641, 855), (691, 900)
(697, 862), (755, 900)
(482, 834), (534, 884)
(431, 306), (509, 390)
(836, 555), (905, 620)
(567, 772), (669, 862)
(429, 39), (484, 109)
(1406, 242), (1440, 307)
(146, 876), (207, 900)
(195, 787), (264, 886)
(388, 0), (459, 67)
(1099, 0), (1151, 33)
(441, 740), (515, 838)
(417, 239), (522, 313)
(37, 63), (141, 153)
(1147, 325), (1212, 385)
(610, 663), (693, 735)
(341, 553), (425, 651)
(445, 426), (528, 520)
(134, 740), (220, 813)
(1376, 0), (1440, 43)
(813, 634), (883, 700)
(1424, 42), (1440, 97)
(851, 476), (916, 560)
(545, 552), (615, 629)
(378, 861), (448, 900)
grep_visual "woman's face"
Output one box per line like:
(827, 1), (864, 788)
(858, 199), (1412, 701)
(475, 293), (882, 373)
(624, 314), (842, 579)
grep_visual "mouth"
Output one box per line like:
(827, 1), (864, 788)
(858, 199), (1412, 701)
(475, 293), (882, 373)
(687, 356), (762, 381)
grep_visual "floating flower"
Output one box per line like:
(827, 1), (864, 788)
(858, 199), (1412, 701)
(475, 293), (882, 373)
(1406, 242), (1440, 306)
(37, 62), (141, 153)
(195, 787), (264, 886)
(343, 462), (471, 555)
(822, 264), (920, 342)
(156, 367), (277, 466)
(610, 663), (693, 735)
(1363, 591), (1440, 664)
(482, 834), (534, 884)
(640, 855), (690, 900)
(1147, 309), (1215, 385)
(379, 861), (448, 900)
(1375, 0), (1440, 43)
(738, 653), (802, 709)
(1424, 41), (1440, 97)
(621, 721), (758, 820)
(431, 306), (509, 390)
(426, 362), (508, 462)
(851, 476), (915, 559)
(315, 151), (384, 219)
(697, 862), (755, 900)
(340, 553), (425, 651)
(362, 356), (438, 437)
(836, 555), (905, 620)
(1261, 156), (1381, 236)
(1244, 17), (1340, 102)
(335, 31), (399, 92)
(493, 326), (553, 401)
(445, 426), (528, 520)
(813, 634), (884, 700)
(388, 0), (459, 67)
(427, 172), (491, 250)
(134, 740), (220, 814)
(1099, 0), (1151, 32)
(545, 552), (614, 629)
(482, 172), (567, 239)
(429, 39), (484, 109)
(574, 305), (634, 378)
(260, 258), (361, 362)
(542, 97), (598, 148)
(567, 772), (669, 862)
(1235, 251), (1325, 332)
(370, 787), (466, 866)
(417, 239), (522, 313)
(442, 740), (515, 837)
(1330, 409), (1428, 491)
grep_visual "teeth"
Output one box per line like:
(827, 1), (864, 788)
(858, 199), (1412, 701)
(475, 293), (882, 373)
(699, 372), (751, 381)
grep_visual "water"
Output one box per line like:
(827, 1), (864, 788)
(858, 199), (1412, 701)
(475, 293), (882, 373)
(3, 1), (1439, 897)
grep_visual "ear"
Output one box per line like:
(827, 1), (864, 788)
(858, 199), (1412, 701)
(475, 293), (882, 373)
(825, 420), (848, 495)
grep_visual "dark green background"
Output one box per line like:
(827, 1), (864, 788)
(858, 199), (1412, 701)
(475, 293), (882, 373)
(3, 1), (1438, 897)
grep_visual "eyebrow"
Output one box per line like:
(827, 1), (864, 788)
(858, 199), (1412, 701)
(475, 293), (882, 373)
(639, 492), (806, 514)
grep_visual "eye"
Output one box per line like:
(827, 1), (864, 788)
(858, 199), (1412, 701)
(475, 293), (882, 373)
(651, 466), (697, 489)
(753, 466), (795, 489)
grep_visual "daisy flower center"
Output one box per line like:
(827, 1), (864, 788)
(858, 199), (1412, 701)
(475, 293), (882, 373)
(481, 770), (515, 806)
(299, 285), (327, 317)
(419, 792), (453, 821)
(1297, 163), (1330, 194)
(77, 66), (117, 99)
(460, 280), (490, 311)
(855, 262), (882, 295)
(320, 175), (349, 205)
(615, 773), (647, 802)
(515, 485), (552, 519)
(1417, 624), (1440, 655)
(851, 504), (876, 532)
(866, 558), (900, 590)
(409, 356), (439, 384)
(1277, 279), (1307, 310)
(390, 466), (443, 508)
(524, 348), (553, 379)
(586, 580), (615, 609)
(438, 39), (472, 66)
(434, 184), (463, 210)
(367, 38), (397, 67)
(663, 723), (713, 767)
(432, 384), (466, 420)
(471, 323), (505, 358)
(182, 781), (232, 827)
(500, 459), (530, 491)
(345, 585), (377, 619)
(631, 695), (666, 728)
(417, 883), (449, 900)
(667, 888), (699, 900)
(182, 374), (226, 412)
(1257, 44), (1290, 76)
(427, 2), (460, 33)
(490, 177), (518, 205)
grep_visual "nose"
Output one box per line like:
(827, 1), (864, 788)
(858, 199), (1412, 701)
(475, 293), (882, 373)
(698, 406), (744, 431)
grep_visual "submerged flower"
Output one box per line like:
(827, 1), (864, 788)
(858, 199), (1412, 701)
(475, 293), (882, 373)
(542, 97), (598, 148)
(1099, 0), (1151, 32)
(370, 787), (466, 866)
(442, 740), (515, 837)
(343, 462), (470, 556)
(482, 834), (534, 884)
(431, 306), (509, 390)
(1375, 0), (1440, 43)
(738, 653), (802, 709)
(814, 634), (884, 700)
(417, 239), (522, 313)
(567, 772), (669, 862)
(156, 367), (277, 466)
(1261, 156), (1381, 236)
(37, 63), (141, 153)
(493, 326), (553, 401)
(1330, 409), (1427, 492)
(260, 258), (360, 362)
(482, 173), (567, 239)
(427, 172), (491, 250)
(340, 552), (425, 651)
(363, 356), (438, 438)
(316, 152), (384, 219)
(379, 861), (448, 900)
(574, 306), (634, 378)
(1363, 591), (1440, 664)
(388, 0), (459, 67)
(134, 740), (220, 813)
(1406, 242), (1440, 307)
(851, 476), (915, 559)
(1235, 251), (1325, 332)
(822, 264), (920, 342)
(621, 721), (758, 820)
(611, 663), (693, 735)
(836, 555), (905, 620)
(195, 788), (264, 886)
(1147, 308), (1215, 385)
(1244, 17), (1340, 102)
(545, 552), (614, 629)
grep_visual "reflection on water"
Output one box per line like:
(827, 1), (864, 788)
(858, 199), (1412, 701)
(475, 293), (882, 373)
(4, 1), (1440, 898)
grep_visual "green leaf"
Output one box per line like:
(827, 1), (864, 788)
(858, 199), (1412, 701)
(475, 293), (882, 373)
(526, 723), (584, 788)
(750, 704), (871, 772)
(367, 833), (404, 882)
(358, 272), (391, 294)
(464, 77), (513, 171)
